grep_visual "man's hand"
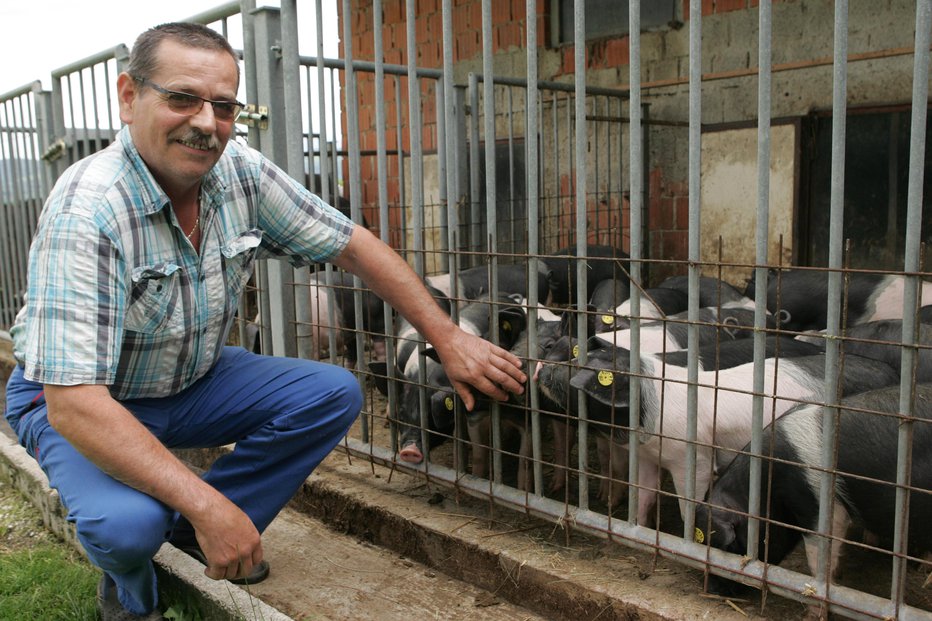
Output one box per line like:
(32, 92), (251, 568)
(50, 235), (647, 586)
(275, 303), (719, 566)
(190, 498), (263, 582)
(432, 328), (526, 411)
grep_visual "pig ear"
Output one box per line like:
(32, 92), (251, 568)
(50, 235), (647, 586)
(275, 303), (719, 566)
(368, 362), (390, 395)
(422, 347), (442, 362)
(569, 367), (627, 407)
(498, 307), (528, 350)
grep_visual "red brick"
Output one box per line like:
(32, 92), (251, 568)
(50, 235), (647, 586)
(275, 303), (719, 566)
(492, 0), (511, 22)
(659, 196), (675, 229)
(495, 22), (523, 51)
(417, 0), (438, 16)
(383, 0), (403, 24)
(604, 38), (630, 67)
(715, 0), (748, 12)
(675, 196), (690, 229)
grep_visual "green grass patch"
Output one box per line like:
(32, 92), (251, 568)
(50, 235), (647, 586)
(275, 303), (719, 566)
(0, 543), (99, 620)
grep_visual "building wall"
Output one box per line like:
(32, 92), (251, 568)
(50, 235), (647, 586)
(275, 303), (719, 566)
(338, 0), (921, 281)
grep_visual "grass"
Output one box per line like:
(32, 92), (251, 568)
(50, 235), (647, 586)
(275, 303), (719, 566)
(0, 479), (221, 621)
(0, 480), (99, 620)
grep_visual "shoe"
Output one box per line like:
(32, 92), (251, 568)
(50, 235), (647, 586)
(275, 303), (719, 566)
(97, 574), (165, 620)
(171, 541), (270, 585)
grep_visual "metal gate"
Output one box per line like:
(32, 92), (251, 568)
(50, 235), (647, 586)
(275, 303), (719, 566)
(1, 1), (930, 619)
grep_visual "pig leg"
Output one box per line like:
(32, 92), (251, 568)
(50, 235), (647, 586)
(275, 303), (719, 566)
(467, 416), (491, 479)
(595, 434), (629, 508)
(636, 457), (662, 527)
(515, 427), (532, 491)
(549, 420), (576, 494)
(672, 450), (715, 522)
(802, 501), (851, 582)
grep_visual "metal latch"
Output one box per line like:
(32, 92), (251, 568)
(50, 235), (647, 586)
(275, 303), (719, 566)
(239, 105), (269, 129)
(41, 137), (68, 162)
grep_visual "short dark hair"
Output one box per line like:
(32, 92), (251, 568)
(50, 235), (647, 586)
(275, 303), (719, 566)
(127, 22), (240, 86)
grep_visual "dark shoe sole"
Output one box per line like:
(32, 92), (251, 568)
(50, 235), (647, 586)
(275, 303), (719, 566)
(175, 545), (270, 585)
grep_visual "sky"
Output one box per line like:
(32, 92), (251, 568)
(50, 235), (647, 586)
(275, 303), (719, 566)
(0, 0), (337, 95)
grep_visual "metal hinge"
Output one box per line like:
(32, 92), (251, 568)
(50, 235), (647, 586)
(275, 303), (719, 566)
(239, 105), (269, 129)
(41, 137), (68, 162)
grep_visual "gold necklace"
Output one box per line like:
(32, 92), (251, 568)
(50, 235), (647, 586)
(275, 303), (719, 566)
(185, 188), (202, 240)
(185, 216), (200, 240)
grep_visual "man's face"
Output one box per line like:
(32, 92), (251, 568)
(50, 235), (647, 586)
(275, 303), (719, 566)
(117, 39), (240, 195)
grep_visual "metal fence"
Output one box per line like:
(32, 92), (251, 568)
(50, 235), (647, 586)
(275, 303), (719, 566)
(1, 1), (930, 619)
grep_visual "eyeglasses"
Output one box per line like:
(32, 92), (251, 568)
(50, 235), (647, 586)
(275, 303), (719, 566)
(133, 76), (244, 122)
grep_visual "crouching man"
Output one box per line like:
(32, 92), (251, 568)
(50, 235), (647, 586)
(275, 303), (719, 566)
(3, 22), (524, 620)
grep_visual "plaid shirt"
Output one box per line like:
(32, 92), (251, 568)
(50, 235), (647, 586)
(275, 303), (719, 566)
(11, 127), (353, 399)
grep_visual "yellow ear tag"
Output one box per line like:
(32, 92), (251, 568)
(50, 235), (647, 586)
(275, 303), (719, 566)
(444, 396), (454, 411)
(694, 527), (705, 544)
(572, 345), (580, 358)
(503, 320), (511, 332)
(601, 314), (614, 325)
(597, 370), (613, 386)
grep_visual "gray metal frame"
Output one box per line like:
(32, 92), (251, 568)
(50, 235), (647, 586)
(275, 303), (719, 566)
(1, 2), (930, 618)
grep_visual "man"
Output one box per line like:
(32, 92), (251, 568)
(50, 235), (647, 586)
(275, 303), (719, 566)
(3, 22), (525, 620)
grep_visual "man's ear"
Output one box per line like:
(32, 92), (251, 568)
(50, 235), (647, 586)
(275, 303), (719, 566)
(116, 72), (138, 125)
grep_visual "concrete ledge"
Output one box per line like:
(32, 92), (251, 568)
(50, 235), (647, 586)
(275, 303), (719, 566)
(175, 446), (752, 621)
(0, 433), (293, 621)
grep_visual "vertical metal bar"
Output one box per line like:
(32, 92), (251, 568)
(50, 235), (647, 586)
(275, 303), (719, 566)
(526, 0), (544, 495)
(394, 74), (407, 252)
(682, 0), (703, 540)
(469, 73), (481, 257)
(817, 0), (848, 591)
(507, 86), (515, 254)
(280, 0), (315, 364)
(400, 0), (425, 459)
(481, 0), (502, 484)
(573, 0), (589, 511)
(891, 0), (931, 609)
(626, 0), (643, 524)
(746, 0), (773, 563)
(252, 7), (296, 358)
(436, 80), (450, 272)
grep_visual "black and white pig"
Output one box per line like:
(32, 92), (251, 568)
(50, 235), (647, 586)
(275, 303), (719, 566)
(796, 319), (932, 382)
(558, 350), (899, 525)
(370, 294), (524, 467)
(595, 305), (775, 353)
(429, 304), (564, 488)
(587, 278), (631, 334)
(657, 275), (752, 309)
(744, 269), (932, 333)
(542, 245), (630, 306)
(536, 336), (823, 510)
(695, 384), (932, 613)
(425, 263), (549, 308)
(606, 287), (690, 331)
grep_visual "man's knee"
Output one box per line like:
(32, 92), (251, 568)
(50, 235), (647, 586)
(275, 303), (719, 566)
(75, 497), (171, 571)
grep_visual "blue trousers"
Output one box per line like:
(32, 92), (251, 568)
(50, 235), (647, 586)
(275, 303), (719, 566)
(4, 347), (362, 615)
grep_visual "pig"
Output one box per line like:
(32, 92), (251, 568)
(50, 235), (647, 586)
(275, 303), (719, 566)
(588, 278), (631, 334)
(536, 336), (822, 509)
(431, 303), (564, 489)
(694, 384), (932, 620)
(425, 263), (549, 308)
(607, 287), (690, 331)
(306, 270), (387, 364)
(744, 270), (932, 333)
(595, 305), (776, 353)
(370, 294), (524, 468)
(542, 245), (630, 306)
(551, 349), (898, 526)
(657, 275), (752, 309)
(796, 319), (932, 382)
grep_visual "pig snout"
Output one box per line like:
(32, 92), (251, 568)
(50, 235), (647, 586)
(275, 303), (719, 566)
(399, 442), (424, 464)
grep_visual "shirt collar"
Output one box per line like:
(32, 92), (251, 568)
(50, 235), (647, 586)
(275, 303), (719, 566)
(118, 126), (226, 216)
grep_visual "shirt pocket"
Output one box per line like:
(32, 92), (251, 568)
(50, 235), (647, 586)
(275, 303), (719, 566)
(125, 263), (183, 334)
(221, 229), (262, 299)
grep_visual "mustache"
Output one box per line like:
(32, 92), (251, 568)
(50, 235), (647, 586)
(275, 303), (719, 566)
(175, 131), (221, 151)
